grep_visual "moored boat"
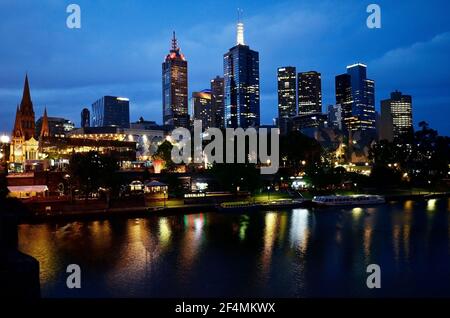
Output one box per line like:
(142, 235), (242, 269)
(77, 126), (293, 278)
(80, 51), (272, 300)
(312, 195), (385, 207)
(218, 201), (259, 213)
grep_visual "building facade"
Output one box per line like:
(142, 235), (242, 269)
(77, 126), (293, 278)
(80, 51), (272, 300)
(36, 115), (75, 138)
(223, 20), (260, 128)
(335, 64), (376, 139)
(192, 90), (213, 128)
(10, 75), (39, 167)
(162, 32), (189, 128)
(277, 66), (297, 135)
(81, 108), (90, 128)
(298, 71), (322, 115)
(380, 91), (413, 142)
(210, 76), (225, 129)
(92, 96), (130, 128)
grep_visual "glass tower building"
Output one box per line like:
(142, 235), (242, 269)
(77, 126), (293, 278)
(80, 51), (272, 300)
(91, 96), (130, 128)
(335, 63), (376, 136)
(211, 76), (225, 129)
(298, 71), (322, 115)
(277, 66), (297, 134)
(162, 32), (189, 128)
(223, 21), (260, 128)
(192, 90), (213, 129)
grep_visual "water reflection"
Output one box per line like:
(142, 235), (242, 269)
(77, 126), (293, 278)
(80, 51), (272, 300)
(17, 199), (450, 297)
(427, 199), (437, 212)
(289, 209), (310, 254)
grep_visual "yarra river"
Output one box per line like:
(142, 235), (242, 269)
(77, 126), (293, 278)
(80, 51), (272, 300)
(18, 198), (450, 297)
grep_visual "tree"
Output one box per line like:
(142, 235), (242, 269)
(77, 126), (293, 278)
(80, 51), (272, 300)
(210, 163), (261, 194)
(280, 131), (323, 173)
(69, 151), (120, 199)
(152, 140), (175, 172)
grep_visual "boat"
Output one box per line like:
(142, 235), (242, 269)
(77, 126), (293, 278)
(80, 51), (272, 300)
(312, 195), (385, 207)
(260, 198), (305, 209)
(218, 201), (259, 213)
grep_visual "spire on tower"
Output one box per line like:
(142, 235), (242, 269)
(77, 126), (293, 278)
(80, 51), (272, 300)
(40, 107), (50, 139)
(171, 31), (178, 51)
(236, 9), (245, 45)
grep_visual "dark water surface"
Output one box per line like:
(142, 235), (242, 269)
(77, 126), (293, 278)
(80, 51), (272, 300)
(18, 198), (450, 298)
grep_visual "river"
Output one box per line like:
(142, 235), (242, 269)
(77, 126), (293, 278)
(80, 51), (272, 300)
(18, 198), (450, 297)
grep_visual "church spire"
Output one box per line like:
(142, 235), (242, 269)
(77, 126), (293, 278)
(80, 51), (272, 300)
(20, 74), (33, 114)
(12, 105), (23, 138)
(40, 107), (50, 139)
(18, 74), (35, 140)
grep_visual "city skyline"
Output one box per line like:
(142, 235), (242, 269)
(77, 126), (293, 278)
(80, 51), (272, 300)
(1, 0), (450, 135)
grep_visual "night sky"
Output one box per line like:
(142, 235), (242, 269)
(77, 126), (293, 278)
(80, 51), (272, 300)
(1, 0), (449, 135)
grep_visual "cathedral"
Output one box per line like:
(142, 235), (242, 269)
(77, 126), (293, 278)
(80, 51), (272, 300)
(9, 75), (48, 170)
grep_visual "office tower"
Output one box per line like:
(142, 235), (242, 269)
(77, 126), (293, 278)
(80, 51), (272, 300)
(211, 76), (225, 128)
(380, 91), (413, 142)
(298, 71), (322, 115)
(327, 104), (342, 130)
(335, 73), (353, 133)
(91, 96), (130, 128)
(223, 19), (260, 128)
(162, 32), (189, 128)
(335, 64), (376, 136)
(192, 90), (213, 128)
(81, 108), (90, 128)
(277, 66), (297, 134)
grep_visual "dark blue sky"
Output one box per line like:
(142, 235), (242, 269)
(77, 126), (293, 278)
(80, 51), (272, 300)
(1, 0), (449, 135)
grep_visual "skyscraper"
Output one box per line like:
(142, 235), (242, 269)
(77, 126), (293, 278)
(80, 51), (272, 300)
(277, 66), (297, 134)
(192, 90), (213, 128)
(380, 91), (413, 142)
(223, 19), (260, 128)
(211, 76), (225, 128)
(335, 73), (353, 132)
(327, 104), (342, 130)
(162, 32), (189, 128)
(81, 108), (90, 128)
(298, 71), (322, 115)
(92, 96), (130, 128)
(335, 64), (376, 137)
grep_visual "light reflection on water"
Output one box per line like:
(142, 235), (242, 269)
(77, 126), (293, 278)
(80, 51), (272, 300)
(17, 198), (450, 297)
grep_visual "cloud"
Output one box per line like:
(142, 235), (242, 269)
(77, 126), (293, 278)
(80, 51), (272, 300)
(371, 32), (450, 91)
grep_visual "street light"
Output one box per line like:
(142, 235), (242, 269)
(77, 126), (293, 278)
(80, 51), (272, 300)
(0, 135), (10, 144)
(267, 186), (270, 201)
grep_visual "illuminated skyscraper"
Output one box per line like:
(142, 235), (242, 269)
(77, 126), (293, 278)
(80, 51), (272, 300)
(380, 91), (413, 142)
(211, 76), (225, 128)
(223, 19), (260, 128)
(335, 63), (376, 137)
(277, 66), (297, 134)
(162, 32), (189, 128)
(298, 71), (322, 115)
(192, 90), (213, 128)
